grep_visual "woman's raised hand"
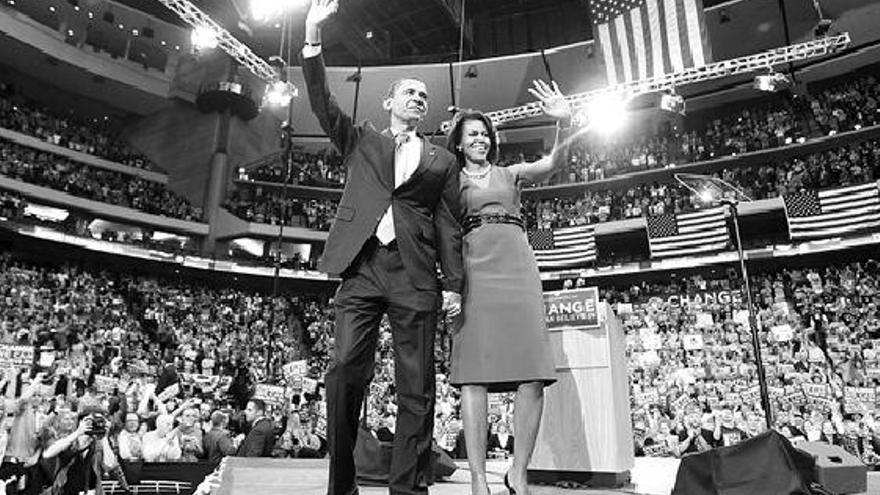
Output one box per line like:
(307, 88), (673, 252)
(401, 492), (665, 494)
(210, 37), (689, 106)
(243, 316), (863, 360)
(306, 0), (340, 28)
(528, 79), (571, 121)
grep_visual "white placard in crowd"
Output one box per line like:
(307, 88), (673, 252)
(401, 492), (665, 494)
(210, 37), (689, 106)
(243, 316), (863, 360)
(0, 345), (34, 368)
(771, 324), (794, 342)
(802, 383), (830, 399)
(733, 310), (750, 327)
(157, 383), (180, 401)
(283, 360), (308, 390)
(94, 375), (117, 394)
(641, 332), (662, 351)
(254, 383), (287, 405)
(301, 377), (318, 394)
(682, 334), (704, 350)
(695, 312), (714, 329)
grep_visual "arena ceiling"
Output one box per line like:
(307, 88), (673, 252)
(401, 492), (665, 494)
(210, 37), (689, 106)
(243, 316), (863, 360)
(111, 0), (591, 65)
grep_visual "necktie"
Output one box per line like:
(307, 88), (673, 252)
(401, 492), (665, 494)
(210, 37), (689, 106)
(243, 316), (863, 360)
(375, 133), (416, 244)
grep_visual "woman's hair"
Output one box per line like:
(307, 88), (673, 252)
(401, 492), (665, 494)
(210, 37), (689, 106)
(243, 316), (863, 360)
(445, 109), (499, 165)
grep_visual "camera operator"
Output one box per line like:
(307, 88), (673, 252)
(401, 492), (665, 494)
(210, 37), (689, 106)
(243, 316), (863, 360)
(41, 410), (122, 495)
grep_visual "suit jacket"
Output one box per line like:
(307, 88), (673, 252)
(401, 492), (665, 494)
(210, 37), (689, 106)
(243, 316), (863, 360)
(203, 428), (235, 465)
(236, 417), (275, 457)
(302, 53), (463, 293)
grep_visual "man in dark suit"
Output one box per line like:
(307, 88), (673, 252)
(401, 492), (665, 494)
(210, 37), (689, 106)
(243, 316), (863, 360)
(203, 410), (236, 465)
(236, 399), (275, 457)
(302, 2), (463, 494)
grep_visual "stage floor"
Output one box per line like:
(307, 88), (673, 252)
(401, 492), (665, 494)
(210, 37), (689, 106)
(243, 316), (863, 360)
(213, 457), (880, 495)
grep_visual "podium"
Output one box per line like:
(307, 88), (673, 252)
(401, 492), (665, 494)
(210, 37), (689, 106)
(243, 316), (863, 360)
(529, 300), (633, 487)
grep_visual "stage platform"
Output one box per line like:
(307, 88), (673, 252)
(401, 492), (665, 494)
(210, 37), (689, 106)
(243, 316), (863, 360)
(210, 457), (880, 495)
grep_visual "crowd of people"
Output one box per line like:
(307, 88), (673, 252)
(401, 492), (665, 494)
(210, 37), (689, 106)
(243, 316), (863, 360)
(241, 148), (346, 188)
(0, 249), (339, 491)
(600, 258), (880, 464)
(0, 138), (203, 222)
(0, 83), (159, 172)
(524, 135), (880, 229)
(225, 131), (880, 233)
(3, 245), (880, 484)
(224, 186), (337, 231)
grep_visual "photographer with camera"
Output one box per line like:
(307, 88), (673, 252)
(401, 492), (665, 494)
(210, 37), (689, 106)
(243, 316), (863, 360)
(41, 409), (123, 495)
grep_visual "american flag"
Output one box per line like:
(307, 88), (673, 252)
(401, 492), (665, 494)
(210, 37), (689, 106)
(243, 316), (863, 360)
(528, 225), (596, 269)
(646, 208), (729, 259)
(590, 0), (713, 85)
(783, 182), (880, 241)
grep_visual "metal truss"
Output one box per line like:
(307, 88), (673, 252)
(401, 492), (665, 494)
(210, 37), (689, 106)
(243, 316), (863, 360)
(474, 33), (851, 129)
(155, 0), (280, 84)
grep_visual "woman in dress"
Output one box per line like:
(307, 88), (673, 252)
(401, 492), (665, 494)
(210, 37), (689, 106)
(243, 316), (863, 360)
(446, 79), (572, 495)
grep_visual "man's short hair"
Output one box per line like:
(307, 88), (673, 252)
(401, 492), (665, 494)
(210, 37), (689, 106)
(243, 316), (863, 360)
(211, 410), (228, 427)
(249, 398), (267, 413)
(384, 78), (426, 101)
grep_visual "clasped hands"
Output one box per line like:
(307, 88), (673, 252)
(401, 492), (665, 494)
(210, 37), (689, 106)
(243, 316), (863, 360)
(442, 291), (461, 320)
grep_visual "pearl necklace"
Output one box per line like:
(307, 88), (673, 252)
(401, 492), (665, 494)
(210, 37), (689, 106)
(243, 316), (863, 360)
(462, 164), (492, 180)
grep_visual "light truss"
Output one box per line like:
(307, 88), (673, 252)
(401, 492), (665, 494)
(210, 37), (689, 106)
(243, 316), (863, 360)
(468, 34), (851, 130)
(155, 0), (280, 84)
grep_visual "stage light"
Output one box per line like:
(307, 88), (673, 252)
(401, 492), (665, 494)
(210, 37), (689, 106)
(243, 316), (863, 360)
(581, 92), (628, 135)
(699, 189), (715, 203)
(262, 80), (297, 108)
(754, 72), (791, 92)
(191, 26), (219, 51)
(660, 93), (686, 115)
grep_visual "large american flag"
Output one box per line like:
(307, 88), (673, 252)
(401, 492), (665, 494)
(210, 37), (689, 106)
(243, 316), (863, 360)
(646, 208), (729, 259)
(590, 0), (713, 85)
(783, 182), (880, 241)
(528, 225), (596, 269)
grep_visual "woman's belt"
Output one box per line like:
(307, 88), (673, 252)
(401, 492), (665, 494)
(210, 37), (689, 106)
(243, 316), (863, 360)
(463, 214), (525, 234)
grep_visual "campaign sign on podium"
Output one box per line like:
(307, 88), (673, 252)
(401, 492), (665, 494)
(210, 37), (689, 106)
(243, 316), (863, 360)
(530, 288), (633, 488)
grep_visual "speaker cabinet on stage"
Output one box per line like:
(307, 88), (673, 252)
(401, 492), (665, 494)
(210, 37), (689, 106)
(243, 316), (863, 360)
(797, 442), (867, 494)
(529, 299), (633, 487)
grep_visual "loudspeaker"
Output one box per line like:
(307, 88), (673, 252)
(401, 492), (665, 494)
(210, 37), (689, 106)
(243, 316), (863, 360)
(353, 424), (457, 485)
(672, 431), (817, 495)
(797, 442), (867, 494)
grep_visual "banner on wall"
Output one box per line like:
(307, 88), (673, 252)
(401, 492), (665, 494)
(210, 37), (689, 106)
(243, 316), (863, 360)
(543, 287), (600, 330)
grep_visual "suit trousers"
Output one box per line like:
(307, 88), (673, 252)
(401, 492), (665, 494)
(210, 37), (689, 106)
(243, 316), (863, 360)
(326, 238), (439, 495)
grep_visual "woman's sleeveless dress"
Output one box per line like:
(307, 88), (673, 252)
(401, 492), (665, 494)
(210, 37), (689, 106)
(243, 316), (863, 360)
(450, 165), (557, 393)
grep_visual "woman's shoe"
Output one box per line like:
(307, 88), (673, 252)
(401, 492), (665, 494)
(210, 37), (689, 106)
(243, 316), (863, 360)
(504, 473), (516, 495)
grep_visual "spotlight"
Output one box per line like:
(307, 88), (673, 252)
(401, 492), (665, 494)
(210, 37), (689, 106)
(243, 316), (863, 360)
(754, 72), (791, 92)
(191, 26), (219, 51)
(699, 189), (715, 203)
(263, 80), (297, 108)
(814, 18), (832, 37)
(576, 92), (628, 135)
(660, 93), (686, 115)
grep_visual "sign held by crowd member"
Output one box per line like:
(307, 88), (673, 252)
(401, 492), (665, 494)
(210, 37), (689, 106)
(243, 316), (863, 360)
(254, 383), (286, 405)
(0, 345), (33, 368)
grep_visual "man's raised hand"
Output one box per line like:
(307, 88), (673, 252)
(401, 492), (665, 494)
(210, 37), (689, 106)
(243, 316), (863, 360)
(306, 0), (340, 28)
